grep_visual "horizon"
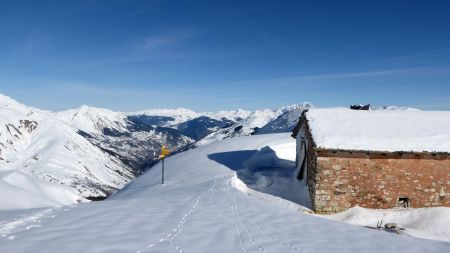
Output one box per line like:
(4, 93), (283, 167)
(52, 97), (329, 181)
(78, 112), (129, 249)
(1, 0), (449, 111)
(3, 91), (444, 113)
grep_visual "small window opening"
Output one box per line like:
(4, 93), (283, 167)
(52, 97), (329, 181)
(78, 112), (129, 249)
(398, 197), (409, 208)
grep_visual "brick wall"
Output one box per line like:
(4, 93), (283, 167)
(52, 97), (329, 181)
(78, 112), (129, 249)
(313, 150), (450, 213)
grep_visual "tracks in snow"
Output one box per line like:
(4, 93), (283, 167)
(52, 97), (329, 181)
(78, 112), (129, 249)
(209, 173), (248, 252)
(135, 172), (306, 253)
(135, 174), (227, 253)
(0, 205), (73, 241)
(218, 173), (309, 253)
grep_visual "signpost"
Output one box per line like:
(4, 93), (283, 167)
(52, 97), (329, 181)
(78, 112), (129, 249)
(159, 145), (170, 184)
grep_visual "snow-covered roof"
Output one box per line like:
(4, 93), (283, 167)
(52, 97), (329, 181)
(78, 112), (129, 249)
(304, 108), (450, 153)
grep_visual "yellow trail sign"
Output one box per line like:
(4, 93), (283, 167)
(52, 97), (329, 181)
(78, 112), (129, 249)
(159, 145), (170, 158)
(159, 145), (170, 184)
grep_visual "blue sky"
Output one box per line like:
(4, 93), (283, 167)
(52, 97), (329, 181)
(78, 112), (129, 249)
(1, 0), (449, 111)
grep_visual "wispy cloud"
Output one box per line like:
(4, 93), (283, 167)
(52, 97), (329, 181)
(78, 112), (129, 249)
(374, 46), (450, 64)
(221, 66), (449, 87)
(49, 79), (168, 99)
(140, 30), (194, 50)
(25, 78), (210, 111)
(5, 32), (55, 61)
(282, 68), (418, 81)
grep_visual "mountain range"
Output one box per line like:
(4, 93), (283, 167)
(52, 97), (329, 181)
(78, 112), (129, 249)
(0, 93), (311, 209)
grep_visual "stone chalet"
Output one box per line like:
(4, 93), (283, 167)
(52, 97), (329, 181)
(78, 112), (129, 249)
(292, 108), (450, 214)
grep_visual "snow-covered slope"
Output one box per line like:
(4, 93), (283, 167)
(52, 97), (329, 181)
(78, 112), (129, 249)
(1, 133), (448, 252)
(55, 105), (129, 136)
(191, 109), (279, 147)
(121, 105), (310, 153)
(256, 103), (312, 134)
(56, 106), (258, 172)
(56, 106), (194, 172)
(127, 108), (199, 126)
(203, 108), (252, 121)
(0, 94), (134, 210)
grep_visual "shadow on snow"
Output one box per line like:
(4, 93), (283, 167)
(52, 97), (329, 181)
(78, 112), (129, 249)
(207, 147), (312, 209)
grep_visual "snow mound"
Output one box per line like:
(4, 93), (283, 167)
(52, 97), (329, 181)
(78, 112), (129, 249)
(236, 144), (312, 210)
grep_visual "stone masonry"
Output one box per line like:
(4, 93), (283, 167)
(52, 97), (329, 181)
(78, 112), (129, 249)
(312, 150), (450, 213)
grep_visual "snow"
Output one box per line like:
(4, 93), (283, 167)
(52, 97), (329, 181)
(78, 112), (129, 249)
(127, 108), (199, 125)
(235, 143), (312, 211)
(195, 104), (312, 147)
(256, 105), (307, 134)
(203, 108), (252, 121)
(1, 92), (313, 212)
(0, 95), (134, 210)
(0, 171), (77, 210)
(194, 108), (285, 146)
(127, 107), (252, 126)
(243, 109), (283, 133)
(55, 105), (129, 135)
(306, 108), (450, 153)
(1, 133), (448, 252)
(325, 206), (450, 243)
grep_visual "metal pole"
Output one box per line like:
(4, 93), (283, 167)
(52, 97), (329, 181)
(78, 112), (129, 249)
(162, 158), (165, 184)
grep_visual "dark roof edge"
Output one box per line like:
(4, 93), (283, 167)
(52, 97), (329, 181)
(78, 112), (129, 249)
(291, 109), (309, 138)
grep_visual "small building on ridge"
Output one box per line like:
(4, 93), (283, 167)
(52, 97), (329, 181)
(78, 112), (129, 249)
(292, 108), (450, 213)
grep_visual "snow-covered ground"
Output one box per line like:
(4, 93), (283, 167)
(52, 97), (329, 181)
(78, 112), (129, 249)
(325, 206), (450, 243)
(1, 133), (448, 252)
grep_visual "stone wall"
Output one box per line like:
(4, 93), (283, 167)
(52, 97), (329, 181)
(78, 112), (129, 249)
(312, 150), (450, 213)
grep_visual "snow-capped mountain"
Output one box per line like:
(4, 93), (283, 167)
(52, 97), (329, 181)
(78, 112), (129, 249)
(0, 92), (312, 210)
(55, 105), (129, 136)
(56, 106), (255, 174)
(61, 104), (312, 158)
(55, 106), (194, 173)
(0, 94), (135, 210)
(192, 103), (313, 147)
(127, 108), (251, 126)
(256, 103), (313, 134)
(175, 116), (235, 140)
(127, 108), (199, 126)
